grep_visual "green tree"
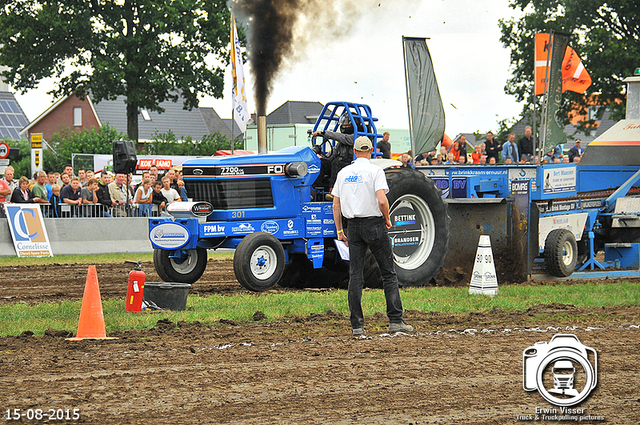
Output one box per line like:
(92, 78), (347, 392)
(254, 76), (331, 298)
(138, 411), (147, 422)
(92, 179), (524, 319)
(5, 138), (31, 179)
(0, 0), (231, 142)
(499, 0), (640, 127)
(44, 124), (125, 173)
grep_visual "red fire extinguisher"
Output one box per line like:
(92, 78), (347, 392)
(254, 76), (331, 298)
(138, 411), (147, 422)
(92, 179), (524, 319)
(125, 261), (145, 312)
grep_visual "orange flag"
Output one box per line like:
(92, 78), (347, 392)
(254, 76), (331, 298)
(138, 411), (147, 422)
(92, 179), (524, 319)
(535, 33), (592, 95)
(534, 33), (552, 95)
(562, 46), (592, 94)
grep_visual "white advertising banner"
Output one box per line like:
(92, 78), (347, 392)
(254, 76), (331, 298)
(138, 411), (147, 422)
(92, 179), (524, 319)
(5, 204), (53, 257)
(542, 167), (576, 194)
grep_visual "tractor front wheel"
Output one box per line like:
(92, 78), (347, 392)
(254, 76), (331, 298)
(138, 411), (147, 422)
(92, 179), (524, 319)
(234, 232), (286, 292)
(153, 247), (208, 284)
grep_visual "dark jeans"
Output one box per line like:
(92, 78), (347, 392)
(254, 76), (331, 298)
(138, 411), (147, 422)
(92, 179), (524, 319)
(347, 216), (404, 328)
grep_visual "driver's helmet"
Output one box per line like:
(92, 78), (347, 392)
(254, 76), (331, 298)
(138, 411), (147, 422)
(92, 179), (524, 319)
(339, 113), (354, 134)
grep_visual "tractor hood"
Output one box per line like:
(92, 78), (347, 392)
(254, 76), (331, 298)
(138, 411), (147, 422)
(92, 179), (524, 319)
(181, 146), (321, 187)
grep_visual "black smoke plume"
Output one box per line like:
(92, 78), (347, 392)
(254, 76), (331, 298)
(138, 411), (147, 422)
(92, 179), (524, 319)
(229, 0), (388, 116)
(231, 0), (300, 116)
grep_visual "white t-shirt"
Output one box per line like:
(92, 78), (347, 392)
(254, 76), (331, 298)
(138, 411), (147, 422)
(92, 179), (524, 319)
(331, 158), (388, 219)
(136, 186), (152, 202)
(161, 187), (181, 203)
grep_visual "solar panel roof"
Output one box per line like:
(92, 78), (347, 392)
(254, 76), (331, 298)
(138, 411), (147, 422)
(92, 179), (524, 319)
(0, 92), (28, 140)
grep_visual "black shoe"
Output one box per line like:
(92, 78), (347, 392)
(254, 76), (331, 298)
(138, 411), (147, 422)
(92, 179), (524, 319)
(352, 327), (365, 336)
(389, 322), (414, 333)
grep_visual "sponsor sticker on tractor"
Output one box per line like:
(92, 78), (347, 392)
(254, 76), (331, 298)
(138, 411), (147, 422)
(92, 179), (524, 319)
(261, 221), (280, 235)
(149, 222), (190, 249)
(390, 206), (422, 257)
(231, 223), (255, 234)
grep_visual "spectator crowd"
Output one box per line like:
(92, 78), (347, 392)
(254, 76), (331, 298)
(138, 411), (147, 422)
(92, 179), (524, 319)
(390, 127), (585, 168)
(0, 164), (188, 218)
(0, 131), (586, 217)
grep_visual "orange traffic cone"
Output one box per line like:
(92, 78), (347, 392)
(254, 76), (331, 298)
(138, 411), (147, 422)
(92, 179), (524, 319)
(66, 265), (117, 341)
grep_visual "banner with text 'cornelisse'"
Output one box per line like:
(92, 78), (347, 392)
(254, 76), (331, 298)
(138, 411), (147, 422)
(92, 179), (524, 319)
(5, 204), (53, 257)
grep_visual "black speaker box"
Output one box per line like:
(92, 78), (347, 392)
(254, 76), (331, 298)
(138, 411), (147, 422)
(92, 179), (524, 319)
(112, 140), (137, 174)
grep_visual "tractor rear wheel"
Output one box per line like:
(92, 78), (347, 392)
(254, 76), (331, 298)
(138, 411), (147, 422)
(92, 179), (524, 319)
(153, 247), (208, 284)
(544, 229), (578, 277)
(363, 168), (450, 287)
(234, 232), (286, 292)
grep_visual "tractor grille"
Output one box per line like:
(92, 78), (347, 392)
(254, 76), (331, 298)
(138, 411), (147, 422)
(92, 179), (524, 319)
(185, 179), (274, 210)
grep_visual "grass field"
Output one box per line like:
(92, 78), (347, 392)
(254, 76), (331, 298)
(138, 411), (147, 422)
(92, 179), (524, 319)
(1, 280), (638, 337)
(0, 251), (233, 267)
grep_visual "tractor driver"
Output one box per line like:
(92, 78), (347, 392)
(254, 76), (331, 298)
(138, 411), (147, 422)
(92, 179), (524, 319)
(313, 113), (362, 196)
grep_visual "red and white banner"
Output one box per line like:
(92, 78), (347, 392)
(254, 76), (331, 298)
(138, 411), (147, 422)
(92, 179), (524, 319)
(137, 158), (153, 169)
(153, 159), (173, 169)
(136, 158), (173, 170)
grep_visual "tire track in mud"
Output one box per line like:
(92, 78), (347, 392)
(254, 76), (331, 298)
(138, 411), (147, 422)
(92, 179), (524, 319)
(0, 260), (243, 304)
(1, 321), (638, 424)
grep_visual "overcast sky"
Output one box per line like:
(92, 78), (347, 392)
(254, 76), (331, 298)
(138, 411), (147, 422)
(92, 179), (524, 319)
(15, 0), (524, 138)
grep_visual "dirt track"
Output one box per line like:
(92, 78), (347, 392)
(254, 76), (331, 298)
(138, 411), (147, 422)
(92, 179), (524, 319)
(0, 259), (244, 305)
(1, 260), (639, 424)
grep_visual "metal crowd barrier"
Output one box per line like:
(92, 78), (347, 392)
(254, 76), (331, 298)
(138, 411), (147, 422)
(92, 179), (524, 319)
(38, 203), (165, 218)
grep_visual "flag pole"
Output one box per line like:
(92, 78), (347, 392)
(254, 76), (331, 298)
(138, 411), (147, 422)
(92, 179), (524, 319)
(540, 30), (555, 158)
(532, 96), (537, 164)
(532, 36), (537, 165)
(230, 15), (235, 156)
(231, 105), (235, 155)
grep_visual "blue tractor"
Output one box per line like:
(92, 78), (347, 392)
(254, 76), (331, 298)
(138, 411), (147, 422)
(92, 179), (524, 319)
(149, 102), (450, 291)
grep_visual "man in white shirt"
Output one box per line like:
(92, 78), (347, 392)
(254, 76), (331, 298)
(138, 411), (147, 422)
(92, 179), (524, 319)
(161, 177), (181, 204)
(332, 136), (414, 336)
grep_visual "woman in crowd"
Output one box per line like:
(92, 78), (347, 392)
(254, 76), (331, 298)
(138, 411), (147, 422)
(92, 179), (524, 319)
(134, 178), (154, 217)
(10, 176), (37, 203)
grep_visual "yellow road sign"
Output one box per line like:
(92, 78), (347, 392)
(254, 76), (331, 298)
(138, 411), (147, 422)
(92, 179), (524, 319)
(31, 133), (43, 149)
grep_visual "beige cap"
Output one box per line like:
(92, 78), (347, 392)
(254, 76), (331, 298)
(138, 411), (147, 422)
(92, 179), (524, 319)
(354, 136), (373, 151)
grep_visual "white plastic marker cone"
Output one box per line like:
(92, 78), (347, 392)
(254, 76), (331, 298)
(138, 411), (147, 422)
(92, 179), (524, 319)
(469, 235), (499, 296)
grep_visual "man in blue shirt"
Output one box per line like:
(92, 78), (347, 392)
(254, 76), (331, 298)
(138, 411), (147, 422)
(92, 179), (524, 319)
(568, 140), (584, 163)
(501, 133), (519, 163)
